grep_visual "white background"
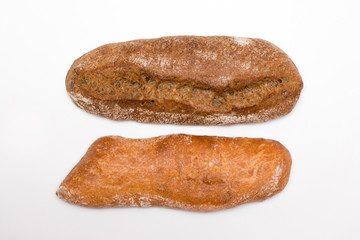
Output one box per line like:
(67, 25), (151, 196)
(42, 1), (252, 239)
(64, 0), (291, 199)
(0, 0), (359, 239)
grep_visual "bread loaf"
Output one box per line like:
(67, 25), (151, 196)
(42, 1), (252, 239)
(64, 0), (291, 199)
(66, 36), (303, 125)
(56, 134), (292, 211)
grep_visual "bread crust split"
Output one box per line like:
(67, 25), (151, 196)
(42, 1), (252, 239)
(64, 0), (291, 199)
(66, 36), (303, 125)
(56, 134), (292, 211)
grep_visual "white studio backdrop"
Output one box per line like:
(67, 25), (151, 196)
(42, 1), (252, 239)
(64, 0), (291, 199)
(0, 0), (359, 239)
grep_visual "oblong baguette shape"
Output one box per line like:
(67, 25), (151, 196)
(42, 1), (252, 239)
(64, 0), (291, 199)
(66, 36), (303, 125)
(56, 134), (292, 211)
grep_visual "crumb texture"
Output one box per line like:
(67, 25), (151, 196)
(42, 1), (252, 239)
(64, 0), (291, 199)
(66, 36), (303, 125)
(57, 134), (292, 211)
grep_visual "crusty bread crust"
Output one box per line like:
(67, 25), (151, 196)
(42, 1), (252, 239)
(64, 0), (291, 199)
(66, 36), (303, 125)
(56, 134), (292, 211)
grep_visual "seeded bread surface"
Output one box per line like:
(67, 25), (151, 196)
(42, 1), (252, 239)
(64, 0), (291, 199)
(66, 36), (303, 125)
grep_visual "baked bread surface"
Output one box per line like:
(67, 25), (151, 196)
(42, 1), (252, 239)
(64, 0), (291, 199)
(57, 134), (292, 211)
(66, 36), (303, 125)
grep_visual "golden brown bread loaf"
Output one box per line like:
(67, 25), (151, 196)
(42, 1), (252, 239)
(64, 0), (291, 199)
(66, 36), (303, 125)
(56, 134), (292, 211)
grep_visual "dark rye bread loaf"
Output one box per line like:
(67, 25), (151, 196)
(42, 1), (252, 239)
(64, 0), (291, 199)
(56, 134), (292, 211)
(66, 36), (303, 125)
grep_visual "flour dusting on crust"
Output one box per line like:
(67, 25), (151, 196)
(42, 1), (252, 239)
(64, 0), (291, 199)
(68, 91), (297, 125)
(233, 37), (252, 46)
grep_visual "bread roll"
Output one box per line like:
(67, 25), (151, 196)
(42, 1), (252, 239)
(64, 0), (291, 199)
(56, 134), (292, 211)
(66, 36), (303, 125)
